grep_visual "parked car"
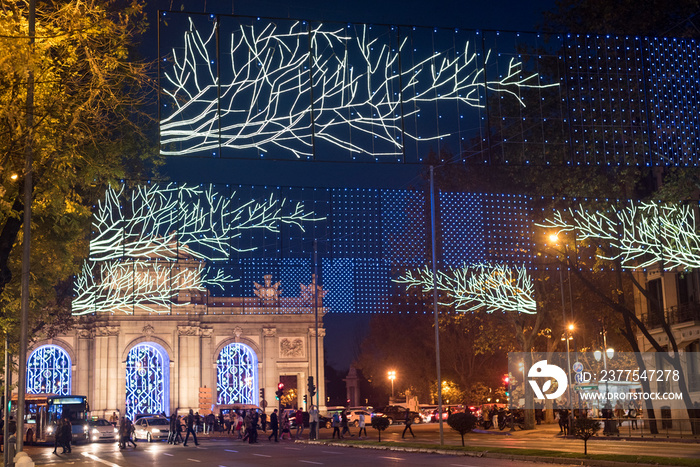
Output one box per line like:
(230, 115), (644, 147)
(133, 416), (170, 442)
(88, 419), (118, 442)
(373, 405), (421, 425)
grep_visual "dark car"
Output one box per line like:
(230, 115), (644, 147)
(373, 405), (421, 425)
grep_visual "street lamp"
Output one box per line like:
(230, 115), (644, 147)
(388, 370), (396, 399)
(561, 324), (575, 431)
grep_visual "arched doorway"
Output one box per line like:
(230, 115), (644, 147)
(216, 343), (258, 405)
(27, 345), (71, 395)
(125, 343), (169, 421)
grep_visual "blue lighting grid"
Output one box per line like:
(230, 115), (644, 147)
(125, 344), (168, 422)
(159, 12), (222, 158)
(218, 16), (313, 161)
(439, 191), (487, 267)
(380, 189), (427, 266)
(311, 22), (404, 163)
(399, 25), (485, 164)
(321, 258), (355, 313)
(277, 186), (332, 259)
(483, 192), (533, 265)
(27, 345), (71, 396)
(330, 188), (382, 259)
(643, 36), (700, 167)
(353, 258), (393, 313)
(482, 30), (569, 165)
(564, 34), (650, 166)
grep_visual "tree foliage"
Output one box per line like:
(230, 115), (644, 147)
(447, 412), (477, 446)
(0, 0), (160, 341)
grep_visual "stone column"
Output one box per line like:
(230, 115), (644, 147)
(178, 325), (201, 411)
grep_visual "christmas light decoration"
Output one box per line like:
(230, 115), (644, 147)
(160, 18), (557, 160)
(538, 201), (700, 270)
(395, 263), (536, 314)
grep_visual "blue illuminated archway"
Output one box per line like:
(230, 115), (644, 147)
(125, 343), (170, 421)
(216, 343), (258, 405)
(27, 345), (71, 395)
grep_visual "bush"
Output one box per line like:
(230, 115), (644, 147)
(447, 412), (477, 446)
(371, 416), (391, 441)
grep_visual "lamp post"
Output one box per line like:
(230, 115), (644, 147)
(388, 370), (396, 400)
(561, 324), (574, 432)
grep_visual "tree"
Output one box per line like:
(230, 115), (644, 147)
(371, 416), (390, 442)
(447, 412), (477, 446)
(572, 417), (601, 455)
(0, 1), (159, 339)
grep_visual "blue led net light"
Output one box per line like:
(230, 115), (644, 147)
(216, 343), (258, 405)
(644, 37), (700, 166)
(125, 344), (167, 421)
(27, 345), (71, 395)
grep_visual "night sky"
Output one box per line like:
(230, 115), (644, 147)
(146, 0), (558, 372)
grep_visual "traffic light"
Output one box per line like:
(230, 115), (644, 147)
(275, 382), (284, 400)
(307, 376), (316, 397)
(503, 375), (510, 398)
(259, 388), (265, 402)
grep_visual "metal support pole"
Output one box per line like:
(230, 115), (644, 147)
(313, 240), (320, 409)
(429, 166), (444, 445)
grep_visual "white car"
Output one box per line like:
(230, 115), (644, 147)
(133, 417), (170, 442)
(88, 419), (118, 442)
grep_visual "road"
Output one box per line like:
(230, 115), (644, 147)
(24, 438), (570, 467)
(18, 422), (700, 466)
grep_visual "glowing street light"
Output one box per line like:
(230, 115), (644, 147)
(388, 370), (396, 399)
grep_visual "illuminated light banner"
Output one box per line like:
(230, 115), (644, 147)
(73, 184), (700, 315)
(158, 13), (700, 166)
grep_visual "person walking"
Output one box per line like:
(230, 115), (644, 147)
(340, 410), (352, 438)
(357, 411), (367, 438)
(260, 411), (267, 433)
(331, 411), (341, 439)
(183, 409), (199, 446)
(295, 408), (305, 439)
(268, 409), (279, 442)
(402, 409), (415, 438)
(308, 405), (319, 440)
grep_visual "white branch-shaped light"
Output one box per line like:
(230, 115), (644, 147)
(160, 19), (558, 158)
(537, 202), (700, 270)
(395, 263), (536, 314)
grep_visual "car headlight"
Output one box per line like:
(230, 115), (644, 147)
(151, 428), (160, 433)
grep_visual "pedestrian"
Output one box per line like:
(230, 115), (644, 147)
(402, 408), (415, 438)
(340, 410), (352, 438)
(308, 405), (319, 440)
(331, 411), (341, 439)
(295, 408), (305, 439)
(183, 409), (199, 446)
(280, 411), (292, 440)
(127, 418), (137, 448)
(260, 411), (267, 433)
(357, 411), (367, 438)
(268, 408), (279, 442)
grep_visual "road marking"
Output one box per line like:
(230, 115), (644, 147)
(81, 452), (122, 467)
(253, 453), (272, 458)
(224, 449), (238, 452)
(300, 461), (323, 465)
(187, 458), (201, 463)
(380, 456), (405, 461)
